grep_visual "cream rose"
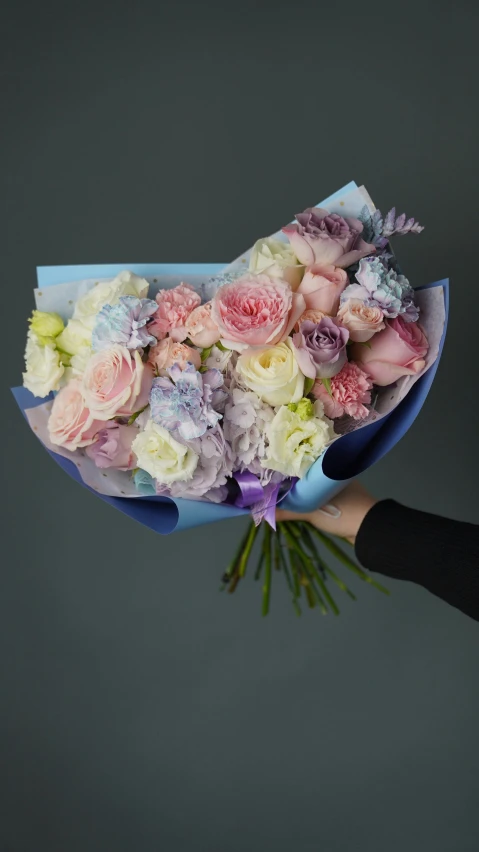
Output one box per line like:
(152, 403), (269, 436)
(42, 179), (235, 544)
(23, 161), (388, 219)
(22, 332), (64, 398)
(73, 271), (149, 326)
(132, 419), (199, 484)
(337, 299), (385, 342)
(82, 345), (153, 420)
(236, 339), (304, 406)
(57, 318), (93, 356)
(249, 237), (304, 290)
(261, 401), (334, 478)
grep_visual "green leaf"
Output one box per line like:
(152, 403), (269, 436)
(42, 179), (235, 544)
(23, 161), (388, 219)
(200, 345), (213, 362)
(216, 341), (230, 352)
(322, 377), (333, 397)
(303, 376), (315, 396)
(127, 405), (148, 426)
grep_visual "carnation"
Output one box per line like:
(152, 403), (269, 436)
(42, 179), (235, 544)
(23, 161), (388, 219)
(312, 361), (373, 420)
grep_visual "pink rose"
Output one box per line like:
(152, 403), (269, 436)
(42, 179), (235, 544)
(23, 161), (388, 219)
(294, 308), (326, 332)
(85, 423), (137, 470)
(312, 362), (373, 420)
(48, 379), (103, 451)
(82, 345), (153, 420)
(149, 283), (201, 342)
(184, 302), (220, 348)
(337, 299), (386, 342)
(211, 273), (305, 352)
(148, 337), (201, 375)
(283, 208), (376, 269)
(297, 265), (349, 315)
(351, 316), (429, 386)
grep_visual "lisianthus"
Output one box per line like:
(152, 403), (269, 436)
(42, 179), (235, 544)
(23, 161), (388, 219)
(149, 283), (201, 342)
(261, 400), (334, 478)
(235, 339), (304, 406)
(29, 310), (64, 345)
(149, 363), (227, 440)
(56, 319), (93, 357)
(132, 419), (199, 484)
(92, 296), (158, 351)
(211, 273), (305, 352)
(249, 237), (304, 290)
(283, 208), (375, 268)
(23, 332), (64, 397)
(312, 362), (373, 420)
(292, 317), (349, 379)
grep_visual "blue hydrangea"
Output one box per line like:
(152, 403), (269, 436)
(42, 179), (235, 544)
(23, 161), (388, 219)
(92, 296), (158, 351)
(149, 363), (227, 441)
(341, 257), (419, 321)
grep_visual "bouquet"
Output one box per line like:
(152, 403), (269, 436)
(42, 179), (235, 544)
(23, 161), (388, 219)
(13, 181), (448, 615)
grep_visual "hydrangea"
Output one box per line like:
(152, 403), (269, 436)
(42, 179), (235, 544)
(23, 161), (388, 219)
(223, 387), (274, 467)
(92, 296), (158, 351)
(149, 363), (227, 441)
(155, 425), (234, 501)
(341, 257), (419, 321)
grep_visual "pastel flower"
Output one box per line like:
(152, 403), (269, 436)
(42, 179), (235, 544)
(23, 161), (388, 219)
(29, 310), (64, 344)
(294, 308), (326, 331)
(205, 345), (232, 372)
(235, 339), (305, 406)
(149, 283), (201, 342)
(211, 273), (305, 352)
(351, 316), (428, 386)
(133, 469), (157, 496)
(165, 425), (234, 500)
(341, 257), (418, 320)
(57, 319), (93, 357)
(132, 419), (199, 484)
(23, 332), (64, 398)
(82, 345), (153, 420)
(73, 271), (150, 327)
(47, 379), (103, 451)
(337, 299), (386, 342)
(85, 423), (138, 470)
(149, 363), (226, 440)
(292, 317), (349, 380)
(312, 362), (373, 420)
(223, 388), (274, 466)
(184, 302), (221, 348)
(261, 401), (334, 478)
(283, 208), (376, 269)
(297, 265), (348, 315)
(249, 237), (304, 290)
(148, 338), (201, 375)
(92, 296), (158, 351)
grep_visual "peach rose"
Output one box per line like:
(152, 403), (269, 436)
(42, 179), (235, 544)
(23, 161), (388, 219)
(82, 345), (153, 420)
(351, 316), (428, 386)
(149, 283), (201, 342)
(48, 379), (103, 451)
(297, 265), (348, 316)
(294, 308), (326, 332)
(148, 338), (201, 375)
(184, 302), (220, 348)
(337, 299), (386, 342)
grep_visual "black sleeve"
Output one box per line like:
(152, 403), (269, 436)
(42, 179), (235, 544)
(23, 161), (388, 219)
(355, 499), (479, 621)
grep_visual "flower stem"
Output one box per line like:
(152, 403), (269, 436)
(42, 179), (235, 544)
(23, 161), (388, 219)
(262, 524), (272, 617)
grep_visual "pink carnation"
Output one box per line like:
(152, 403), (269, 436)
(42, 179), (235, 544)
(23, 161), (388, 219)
(211, 273), (305, 352)
(149, 283), (201, 342)
(312, 361), (373, 420)
(148, 337), (201, 375)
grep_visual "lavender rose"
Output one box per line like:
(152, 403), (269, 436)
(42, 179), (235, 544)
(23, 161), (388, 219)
(283, 208), (376, 269)
(292, 317), (349, 379)
(85, 423), (137, 470)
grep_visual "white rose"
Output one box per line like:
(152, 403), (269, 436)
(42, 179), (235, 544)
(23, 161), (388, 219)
(132, 419), (199, 484)
(235, 339), (304, 406)
(57, 318), (92, 356)
(73, 270), (149, 324)
(22, 332), (64, 398)
(262, 402), (334, 478)
(250, 237), (304, 291)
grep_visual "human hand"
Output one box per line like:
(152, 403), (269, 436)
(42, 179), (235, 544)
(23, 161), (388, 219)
(276, 481), (378, 545)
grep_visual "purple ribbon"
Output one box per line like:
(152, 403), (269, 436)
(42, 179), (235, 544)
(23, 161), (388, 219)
(233, 470), (265, 509)
(233, 471), (298, 530)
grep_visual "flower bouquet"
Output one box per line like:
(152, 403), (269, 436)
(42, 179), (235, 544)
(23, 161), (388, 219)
(12, 181), (448, 615)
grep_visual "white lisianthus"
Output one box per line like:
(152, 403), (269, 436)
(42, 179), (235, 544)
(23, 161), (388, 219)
(132, 419), (199, 484)
(73, 270), (150, 325)
(249, 237), (304, 291)
(261, 400), (334, 478)
(57, 318), (93, 356)
(235, 339), (304, 406)
(22, 332), (64, 397)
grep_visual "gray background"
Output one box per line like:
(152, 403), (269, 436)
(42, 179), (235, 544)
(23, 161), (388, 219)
(2, 1), (479, 850)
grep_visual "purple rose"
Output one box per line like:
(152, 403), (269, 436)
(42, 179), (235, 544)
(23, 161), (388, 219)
(292, 317), (349, 379)
(283, 208), (376, 269)
(85, 423), (137, 470)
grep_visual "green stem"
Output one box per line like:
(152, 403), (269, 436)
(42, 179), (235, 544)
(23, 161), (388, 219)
(309, 527), (390, 595)
(238, 521), (259, 578)
(262, 524), (272, 616)
(282, 526), (327, 614)
(276, 526), (301, 616)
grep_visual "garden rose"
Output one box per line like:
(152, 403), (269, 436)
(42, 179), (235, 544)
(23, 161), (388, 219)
(351, 316), (428, 386)
(312, 362), (373, 420)
(292, 317), (349, 379)
(211, 273), (305, 352)
(82, 345), (153, 420)
(283, 208), (376, 268)
(183, 302), (220, 348)
(148, 338), (201, 375)
(85, 423), (137, 470)
(297, 265), (348, 315)
(132, 419), (199, 484)
(48, 379), (103, 451)
(249, 237), (304, 290)
(149, 283), (201, 342)
(235, 339), (304, 406)
(261, 401), (334, 478)
(337, 299), (386, 342)
(23, 332), (64, 398)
